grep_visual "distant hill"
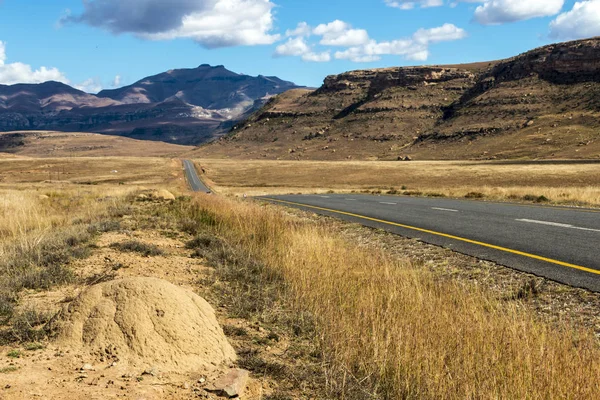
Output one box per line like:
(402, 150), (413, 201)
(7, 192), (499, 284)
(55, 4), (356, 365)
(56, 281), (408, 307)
(0, 130), (192, 158)
(0, 81), (119, 113)
(0, 65), (301, 145)
(198, 38), (600, 161)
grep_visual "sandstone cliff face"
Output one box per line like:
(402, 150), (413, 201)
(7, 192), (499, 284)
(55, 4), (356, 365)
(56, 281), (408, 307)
(203, 38), (600, 160)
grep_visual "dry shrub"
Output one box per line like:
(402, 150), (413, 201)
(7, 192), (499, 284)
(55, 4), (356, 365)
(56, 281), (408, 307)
(110, 240), (164, 257)
(176, 194), (600, 399)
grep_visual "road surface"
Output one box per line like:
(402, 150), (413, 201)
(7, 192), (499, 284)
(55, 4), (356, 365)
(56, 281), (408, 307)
(262, 194), (600, 292)
(182, 160), (211, 193)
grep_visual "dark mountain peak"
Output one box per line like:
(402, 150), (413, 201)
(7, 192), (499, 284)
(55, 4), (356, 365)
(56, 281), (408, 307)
(97, 65), (299, 109)
(1, 64), (300, 145)
(0, 80), (87, 99)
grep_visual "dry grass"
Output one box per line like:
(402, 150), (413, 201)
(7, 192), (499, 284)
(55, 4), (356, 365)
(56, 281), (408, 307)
(0, 156), (185, 244)
(0, 187), (133, 245)
(0, 156), (184, 337)
(0, 156), (183, 187)
(0, 130), (191, 158)
(198, 159), (600, 206)
(0, 187), (133, 328)
(174, 194), (600, 398)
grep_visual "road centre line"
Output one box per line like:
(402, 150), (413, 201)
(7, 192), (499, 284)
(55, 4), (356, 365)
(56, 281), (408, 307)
(432, 207), (459, 212)
(380, 202), (397, 205)
(263, 197), (600, 277)
(517, 219), (600, 233)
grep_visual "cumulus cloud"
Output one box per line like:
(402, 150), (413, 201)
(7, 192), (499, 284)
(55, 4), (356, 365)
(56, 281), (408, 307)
(64, 0), (279, 48)
(286, 22), (312, 38)
(0, 41), (69, 85)
(335, 39), (428, 62)
(549, 0), (600, 40)
(275, 37), (311, 57)
(413, 23), (469, 44)
(473, 0), (564, 25)
(274, 37), (331, 62)
(0, 41), (108, 92)
(75, 78), (103, 93)
(335, 23), (467, 62)
(313, 20), (370, 46)
(277, 20), (466, 63)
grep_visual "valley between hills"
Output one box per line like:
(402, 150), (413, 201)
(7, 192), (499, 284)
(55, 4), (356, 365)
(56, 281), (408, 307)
(2, 37), (600, 400)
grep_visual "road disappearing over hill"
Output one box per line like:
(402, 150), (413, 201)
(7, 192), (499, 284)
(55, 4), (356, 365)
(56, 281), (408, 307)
(182, 160), (211, 193)
(262, 194), (600, 292)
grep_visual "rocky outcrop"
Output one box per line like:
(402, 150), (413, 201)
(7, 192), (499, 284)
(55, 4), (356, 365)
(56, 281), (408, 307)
(446, 38), (600, 120)
(319, 67), (475, 96)
(202, 38), (600, 160)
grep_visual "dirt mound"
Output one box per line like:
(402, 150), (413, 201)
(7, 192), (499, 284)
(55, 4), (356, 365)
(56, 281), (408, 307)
(151, 189), (176, 200)
(50, 277), (236, 373)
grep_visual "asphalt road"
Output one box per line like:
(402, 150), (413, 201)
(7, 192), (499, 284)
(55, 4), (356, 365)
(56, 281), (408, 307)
(182, 160), (211, 193)
(262, 194), (600, 292)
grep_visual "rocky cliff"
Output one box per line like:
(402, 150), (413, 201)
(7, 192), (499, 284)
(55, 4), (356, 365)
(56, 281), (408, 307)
(201, 38), (600, 160)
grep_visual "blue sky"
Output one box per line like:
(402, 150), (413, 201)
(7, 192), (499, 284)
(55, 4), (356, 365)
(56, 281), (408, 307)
(0, 0), (598, 91)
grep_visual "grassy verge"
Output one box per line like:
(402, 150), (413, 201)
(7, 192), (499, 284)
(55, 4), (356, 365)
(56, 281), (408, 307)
(0, 189), (131, 343)
(168, 194), (600, 399)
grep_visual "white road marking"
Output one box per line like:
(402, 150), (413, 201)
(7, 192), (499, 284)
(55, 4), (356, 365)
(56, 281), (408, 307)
(380, 202), (397, 205)
(320, 196), (331, 198)
(516, 219), (600, 233)
(345, 199), (357, 201)
(432, 207), (459, 213)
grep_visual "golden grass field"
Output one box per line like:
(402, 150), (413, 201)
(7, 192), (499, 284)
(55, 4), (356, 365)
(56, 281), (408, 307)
(175, 194), (600, 399)
(0, 156), (184, 249)
(1, 153), (600, 397)
(0, 157), (184, 187)
(0, 131), (192, 158)
(197, 158), (600, 206)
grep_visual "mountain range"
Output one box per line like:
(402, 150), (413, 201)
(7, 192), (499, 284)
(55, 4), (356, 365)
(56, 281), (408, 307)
(198, 37), (600, 160)
(0, 65), (301, 145)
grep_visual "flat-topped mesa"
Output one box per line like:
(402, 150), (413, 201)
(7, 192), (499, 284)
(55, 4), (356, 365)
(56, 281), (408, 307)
(317, 67), (477, 95)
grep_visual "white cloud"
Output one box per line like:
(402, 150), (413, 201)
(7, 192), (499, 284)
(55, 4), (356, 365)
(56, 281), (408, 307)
(474, 0), (564, 25)
(286, 22), (312, 38)
(549, 0), (600, 40)
(384, 0), (444, 9)
(0, 41), (106, 92)
(276, 20), (466, 63)
(0, 41), (69, 85)
(65, 0), (279, 48)
(75, 78), (103, 94)
(274, 37), (331, 62)
(111, 75), (122, 88)
(335, 23), (466, 63)
(335, 39), (427, 62)
(413, 23), (468, 44)
(313, 20), (370, 47)
(275, 37), (311, 57)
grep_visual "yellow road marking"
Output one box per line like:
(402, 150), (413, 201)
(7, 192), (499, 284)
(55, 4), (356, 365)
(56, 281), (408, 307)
(264, 197), (600, 276)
